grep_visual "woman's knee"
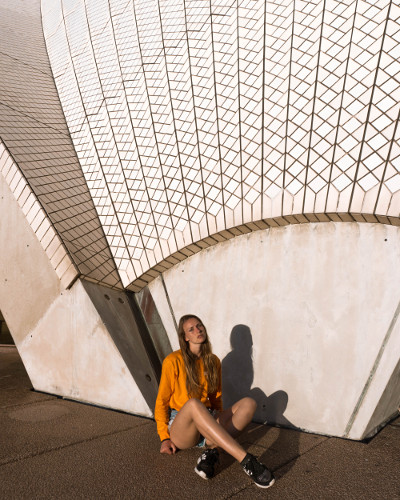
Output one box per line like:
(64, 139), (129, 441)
(240, 396), (257, 415)
(182, 397), (206, 413)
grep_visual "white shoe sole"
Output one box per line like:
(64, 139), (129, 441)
(194, 466), (210, 480)
(254, 477), (275, 488)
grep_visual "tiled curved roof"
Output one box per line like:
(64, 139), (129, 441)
(0, 0), (122, 288)
(4, 0), (400, 290)
(0, 140), (78, 288)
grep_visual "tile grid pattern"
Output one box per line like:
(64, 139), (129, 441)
(0, 140), (79, 288)
(38, 0), (400, 290)
(0, 0), (123, 289)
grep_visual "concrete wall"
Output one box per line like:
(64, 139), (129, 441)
(148, 221), (400, 440)
(0, 171), (153, 417)
(2, 159), (399, 437)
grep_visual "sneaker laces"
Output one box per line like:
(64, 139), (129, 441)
(201, 448), (219, 464)
(243, 454), (269, 479)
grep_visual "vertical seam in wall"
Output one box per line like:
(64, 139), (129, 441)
(71, 284), (77, 396)
(160, 274), (178, 332)
(344, 297), (400, 437)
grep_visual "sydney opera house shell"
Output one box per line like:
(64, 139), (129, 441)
(1, 0), (400, 440)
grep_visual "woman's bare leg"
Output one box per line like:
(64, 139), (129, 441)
(203, 397), (256, 448)
(170, 399), (247, 462)
(217, 397), (257, 437)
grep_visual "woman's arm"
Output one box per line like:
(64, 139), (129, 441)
(154, 355), (176, 452)
(160, 438), (177, 455)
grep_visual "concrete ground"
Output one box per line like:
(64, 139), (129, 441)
(1, 346), (399, 500)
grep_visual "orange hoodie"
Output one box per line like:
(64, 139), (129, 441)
(154, 350), (223, 441)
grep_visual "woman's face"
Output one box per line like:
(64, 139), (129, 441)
(183, 317), (206, 346)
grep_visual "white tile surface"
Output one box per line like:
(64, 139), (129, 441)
(37, 0), (400, 288)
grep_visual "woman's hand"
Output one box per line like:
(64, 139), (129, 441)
(160, 439), (177, 455)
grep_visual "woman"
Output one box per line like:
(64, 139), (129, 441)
(154, 314), (275, 489)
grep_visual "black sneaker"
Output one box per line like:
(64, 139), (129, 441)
(195, 448), (219, 479)
(241, 453), (275, 488)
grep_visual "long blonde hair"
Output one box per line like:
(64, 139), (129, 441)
(178, 314), (219, 397)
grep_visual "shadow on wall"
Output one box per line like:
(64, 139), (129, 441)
(222, 324), (294, 425)
(222, 324), (300, 475)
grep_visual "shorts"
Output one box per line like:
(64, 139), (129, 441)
(168, 407), (218, 448)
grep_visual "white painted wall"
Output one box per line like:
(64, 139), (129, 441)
(149, 222), (400, 439)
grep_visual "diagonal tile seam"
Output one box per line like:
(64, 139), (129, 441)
(0, 420), (153, 468)
(0, 101), (74, 138)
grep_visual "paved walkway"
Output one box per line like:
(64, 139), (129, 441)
(1, 346), (399, 499)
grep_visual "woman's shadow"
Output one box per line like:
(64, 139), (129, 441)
(221, 324), (300, 477)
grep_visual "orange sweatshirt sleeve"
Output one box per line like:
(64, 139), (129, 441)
(154, 354), (175, 441)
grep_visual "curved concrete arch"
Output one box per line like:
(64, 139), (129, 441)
(42, 0), (400, 289)
(147, 220), (400, 440)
